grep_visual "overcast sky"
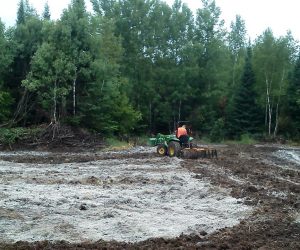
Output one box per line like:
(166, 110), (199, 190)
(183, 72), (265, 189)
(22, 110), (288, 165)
(0, 0), (299, 41)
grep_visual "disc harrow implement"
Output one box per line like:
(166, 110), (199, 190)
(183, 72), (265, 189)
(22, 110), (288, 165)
(181, 147), (218, 159)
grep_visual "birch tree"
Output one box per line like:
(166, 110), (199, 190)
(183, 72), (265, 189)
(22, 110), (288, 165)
(253, 29), (295, 137)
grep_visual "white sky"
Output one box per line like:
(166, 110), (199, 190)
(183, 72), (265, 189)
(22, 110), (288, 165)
(0, 0), (299, 41)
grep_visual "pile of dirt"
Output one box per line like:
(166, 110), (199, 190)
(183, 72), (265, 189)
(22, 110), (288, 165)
(0, 124), (106, 152)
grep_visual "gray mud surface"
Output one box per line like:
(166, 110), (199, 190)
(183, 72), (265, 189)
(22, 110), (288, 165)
(0, 144), (299, 249)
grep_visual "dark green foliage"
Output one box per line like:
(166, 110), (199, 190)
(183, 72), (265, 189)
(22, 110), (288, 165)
(0, 20), (14, 123)
(80, 17), (141, 134)
(0, 0), (299, 141)
(17, 0), (36, 25)
(0, 127), (42, 147)
(210, 118), (225, 142)
(0, 91), (14, 123)
(0, 20), (13, 80)
(227, 47), (261, 137)
(228, 15), (247, 88)
(287, 54), (300, 138)
(17, 0), (25, 25)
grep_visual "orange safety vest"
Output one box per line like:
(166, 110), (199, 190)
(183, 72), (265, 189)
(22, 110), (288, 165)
(177, 127), (187, 138)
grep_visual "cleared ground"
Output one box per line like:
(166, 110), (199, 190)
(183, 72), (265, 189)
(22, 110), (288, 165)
(0, 144), (299, 249)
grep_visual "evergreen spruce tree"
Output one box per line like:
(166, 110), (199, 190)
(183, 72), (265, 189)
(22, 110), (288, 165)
(287, 54), (300, 137)
(42, 2), (51, 20)
(16, 0), (36, 24)
(227, 47), (261, 137)
(17, 0), (25, 25)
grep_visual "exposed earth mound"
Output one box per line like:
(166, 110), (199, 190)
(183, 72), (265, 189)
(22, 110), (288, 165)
(0, 144), (299, 249)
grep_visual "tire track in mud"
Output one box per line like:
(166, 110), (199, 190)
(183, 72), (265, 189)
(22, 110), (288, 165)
(179, 144), (300, 249)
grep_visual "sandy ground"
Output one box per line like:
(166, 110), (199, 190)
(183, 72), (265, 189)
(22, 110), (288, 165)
(0, 144), (299, 249)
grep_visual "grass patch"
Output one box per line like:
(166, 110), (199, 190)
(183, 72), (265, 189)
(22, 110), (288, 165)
(104, 135), (151, 150)
(132, 135), (149, 146)
(239, 134), (256, 144)
(223, 134), (256, 145)
(105, 137), (133, 151)
(285, 140), (300, 146)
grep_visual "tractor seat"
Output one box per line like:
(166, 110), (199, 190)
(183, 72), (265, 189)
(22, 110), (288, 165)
(179, 135), (189, 148)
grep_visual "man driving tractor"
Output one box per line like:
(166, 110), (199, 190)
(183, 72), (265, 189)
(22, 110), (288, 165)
(149, 122), (217, 158)
(176, 124), (189, 146)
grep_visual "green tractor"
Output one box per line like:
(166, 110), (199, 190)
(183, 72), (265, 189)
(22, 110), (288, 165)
(149, 121), (217, 159)
(148, 133), (194, 157)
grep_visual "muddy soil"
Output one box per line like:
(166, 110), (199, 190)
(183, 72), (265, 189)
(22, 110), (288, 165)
(0, 144), (299, 249)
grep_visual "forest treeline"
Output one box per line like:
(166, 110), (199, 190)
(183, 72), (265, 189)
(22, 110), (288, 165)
(0, 0), (299, 142)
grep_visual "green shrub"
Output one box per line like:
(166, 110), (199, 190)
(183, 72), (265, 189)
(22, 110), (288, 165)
(105, 137), (131, 149)
(209, 118), (225, 142)
(240, 133), (256, 144)
(0, 91), (14, 123)
(0, 128), (26, 147)
(0, 127), (42, 147)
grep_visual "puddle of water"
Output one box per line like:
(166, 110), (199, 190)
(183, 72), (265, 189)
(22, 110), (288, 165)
(0, 155), (251, 243)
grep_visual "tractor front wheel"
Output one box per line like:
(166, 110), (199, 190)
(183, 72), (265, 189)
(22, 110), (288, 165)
(157, 144), (167, 156)
(168, 141), (181, 157)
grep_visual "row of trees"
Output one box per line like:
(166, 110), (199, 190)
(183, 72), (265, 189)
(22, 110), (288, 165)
(0, 0), (299, 140)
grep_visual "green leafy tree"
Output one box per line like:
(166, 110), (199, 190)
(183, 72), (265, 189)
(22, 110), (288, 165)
(56, 0), (94, 119)
(97, 0), (171, 132)
(193, 0), (231, 134)
(81, 17), (141, 134)
(90, 0), (117, 17)
(0, 20), (13, 85)
(6, 2), (42, 125)
(22, 42), (74, 123)
(0, 19), (14, 124)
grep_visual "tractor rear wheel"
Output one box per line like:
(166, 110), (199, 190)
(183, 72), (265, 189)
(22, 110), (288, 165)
(167, 141), (181, 157)
(157, 144), (167, 156)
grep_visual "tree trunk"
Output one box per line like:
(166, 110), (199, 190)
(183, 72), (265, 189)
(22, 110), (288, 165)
(53, 79), (57, 124)
(232, 55), (238, 86)
(149, 102), (152, 133)
(73, 69), (77, 116)
(101, 80), (105, 93)
(273, 69), (285, 138)
(265, 94), (268, 129)
(178, 99), (181, 122)
(265, 75), (272, 136)
(12, 89), (29, 125)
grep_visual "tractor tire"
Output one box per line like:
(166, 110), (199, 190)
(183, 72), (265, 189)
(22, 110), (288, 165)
(167, 141), (181, 157)
(157, 144), (167, 156)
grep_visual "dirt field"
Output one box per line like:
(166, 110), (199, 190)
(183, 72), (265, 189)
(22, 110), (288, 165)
(0, 143), (299, 249)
